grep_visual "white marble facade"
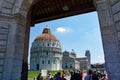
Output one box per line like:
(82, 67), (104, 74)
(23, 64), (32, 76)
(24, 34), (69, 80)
(30, 27), (91, 70)
(30, 27), (62, 70)
(62, 50), (80, 69)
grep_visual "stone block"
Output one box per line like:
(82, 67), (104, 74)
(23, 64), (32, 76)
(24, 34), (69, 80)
(16, 32), (25, 40)
(0, 66), (3, 72)
(109, 0), (119, 5)
(116, 21), (120, 31)
(0, 53), (5, 59)
(0, 46), (6, 52)
(97, 3), (113, 27)
(1, 8), (12, 14)
(0, 34), (8, 40)
(104, 43), (118, 56)
(112, 1), (120, 14)
(17, 24), (25, 32)
(0, 59), (4, 65)
(2, 1), (13, 9)
(2, 72), (11, 80)
(14, 54), (23, 60)
(114, 11), (120, 22)
(117, 32), (120, 41)
(4, 58), (13, 72)
(0, 23), (9, 29)
(11, 72), (21, 80)
(13, 59), (22, 66)
(107, 62), (120, 73)
(0, 28), (8, 34)
(0, 40), (7, 45)
(105, 54), (120, 63)
(0, 73), (1, 80)
(12, 66), (22, 73)
(6, 44), (15, 58)
(6, 0), (16, 4)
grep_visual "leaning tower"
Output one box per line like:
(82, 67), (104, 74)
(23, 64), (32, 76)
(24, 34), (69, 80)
(85, 50), (91, 69)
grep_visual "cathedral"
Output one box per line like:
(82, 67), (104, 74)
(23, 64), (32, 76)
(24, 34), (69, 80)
(30, 27), (91, 70)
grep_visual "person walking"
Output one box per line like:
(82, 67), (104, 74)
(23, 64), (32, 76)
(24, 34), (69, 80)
(84, 70), (93, 80)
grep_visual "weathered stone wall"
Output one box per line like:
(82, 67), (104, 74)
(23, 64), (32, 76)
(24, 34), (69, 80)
(0, 0), (16, 14)
(95, 0), (120, 80)
(110, 0), (120, 41)
(0, 13), (27, 80)
(0, 0), (32, 80)
(0, 0), (31, 16)
(0, 22), (9, 80)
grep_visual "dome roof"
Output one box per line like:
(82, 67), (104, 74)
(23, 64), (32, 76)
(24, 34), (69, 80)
(34, 27), (58, 41)
(70, 49), (76, 55)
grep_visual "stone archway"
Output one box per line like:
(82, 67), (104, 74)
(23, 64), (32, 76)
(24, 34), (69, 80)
(0, 0), (120, 80)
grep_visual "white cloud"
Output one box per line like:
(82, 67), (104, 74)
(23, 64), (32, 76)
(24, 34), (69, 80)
(56, 27), (71, 33)
(97, 56), (101, 59)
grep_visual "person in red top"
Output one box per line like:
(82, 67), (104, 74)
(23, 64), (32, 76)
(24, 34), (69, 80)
(79, 71), (83, 78)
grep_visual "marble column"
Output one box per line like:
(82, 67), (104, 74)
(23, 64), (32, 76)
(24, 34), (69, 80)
(94, 0), (120, 80)
(0, 13), (27, 80)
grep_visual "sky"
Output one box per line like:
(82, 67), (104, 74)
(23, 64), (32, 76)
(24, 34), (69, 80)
(29, 11), (105, 64)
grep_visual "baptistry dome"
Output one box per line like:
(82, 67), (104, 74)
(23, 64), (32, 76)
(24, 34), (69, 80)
(32, 27), (62, 51)
(34, 27), (57, 41)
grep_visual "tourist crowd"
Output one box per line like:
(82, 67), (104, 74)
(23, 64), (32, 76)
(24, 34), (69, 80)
(36, 69), (108, 80)
(84, 69), (108, 80)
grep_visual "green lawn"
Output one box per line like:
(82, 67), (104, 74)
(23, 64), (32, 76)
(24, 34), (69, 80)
(28, 69), (75, 80)
(28, 70), (62, 79)
(28, 70), (40, 78)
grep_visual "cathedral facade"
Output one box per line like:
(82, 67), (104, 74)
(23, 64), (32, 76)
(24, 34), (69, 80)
(62, 50), (80, 69)
(30, 27), (91, 70)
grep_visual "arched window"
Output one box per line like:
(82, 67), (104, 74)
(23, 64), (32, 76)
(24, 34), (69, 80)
(48, 44), (49, 46)
(42, 60), (44, 64)
(47, 51), (48, 55)
(53, 53), (55, 55)
(65, 63), (67, 68)
(36, 64), (39, 70)
(48, 60), (50, 64)
(53, 60), (55, 64)
(52, 43), (55, 46)
(70, 65), (72, 68)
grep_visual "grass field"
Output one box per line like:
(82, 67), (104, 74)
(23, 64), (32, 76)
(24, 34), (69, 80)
(28, 70), (62, 80)
(27, 69), (80, 80)
(28, 70), (40, 78)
